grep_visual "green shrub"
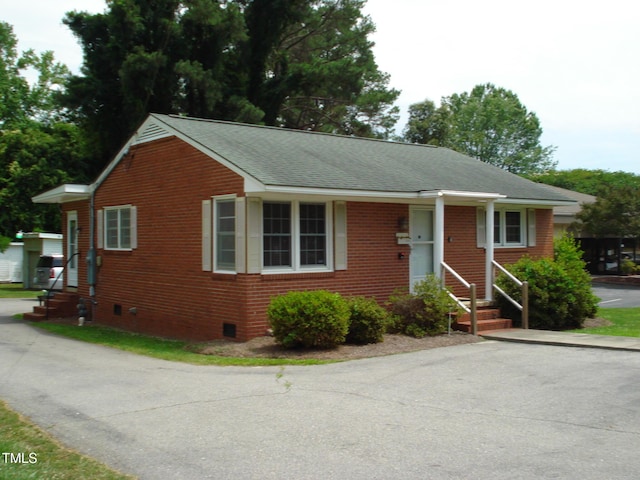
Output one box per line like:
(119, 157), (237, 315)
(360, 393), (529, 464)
(388, 275), (459, 338)
(345, 297), (389, 345)
(267, 290), (349, 349)
(496, 235), (599, 330)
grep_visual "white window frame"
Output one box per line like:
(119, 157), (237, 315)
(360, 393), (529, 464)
(103, 205), (136, 251)
(214, 195), (237, 273)
(494, 208), (526, 247)
(476, 206), (536, 248)
(262, 200), (333, 273)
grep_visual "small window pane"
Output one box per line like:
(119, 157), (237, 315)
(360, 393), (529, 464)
(263, 202), (291, 267)
(494, 211), (501, 245)
(300, 203), (326, 266)
(120, 208), (131, 248)
(505, 211), (522, 243)
(216, 200), (235, 270)
(106, 210), (119, 249)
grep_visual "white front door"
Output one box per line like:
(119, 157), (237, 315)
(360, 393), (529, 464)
(409, 207), (434, 290)
(67, 211), (78, 287)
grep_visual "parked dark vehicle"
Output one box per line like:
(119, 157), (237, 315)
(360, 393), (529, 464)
(33, 254), (64, 290)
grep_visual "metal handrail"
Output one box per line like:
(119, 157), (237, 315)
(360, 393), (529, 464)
(491, 260), (528, 329)
(43, 252), (80, 321)
(441, 261), (477, 335)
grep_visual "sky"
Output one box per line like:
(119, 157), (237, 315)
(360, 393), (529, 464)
(4, 0), (639, 174)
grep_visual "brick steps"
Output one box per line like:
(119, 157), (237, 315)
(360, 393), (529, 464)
(24, 292), (79, 321)
(453, 307), (513, 333)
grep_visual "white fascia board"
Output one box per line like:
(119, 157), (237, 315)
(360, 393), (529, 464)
(31, 184), (91, 204)
(496, 198), (577, 207)
(419, 190), (506, 200)
(254, 184), (425, 200)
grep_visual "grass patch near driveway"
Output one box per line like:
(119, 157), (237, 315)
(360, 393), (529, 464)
(0, 400), (134, 480)
(571, 308), (640, 337)
(31, 322), (332, 366)
(0, 283), (40, 299)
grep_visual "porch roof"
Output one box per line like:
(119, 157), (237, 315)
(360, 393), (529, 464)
(31, 184), (91, 204)
(143, 114), (574, 205)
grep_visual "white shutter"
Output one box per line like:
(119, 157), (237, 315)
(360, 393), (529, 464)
(476, 207), (486, 248)
(527, 209), (537, 247)
(235, 197), (246, 273)
(334, 202), (347, 270)
(246, 197), (262, 274)
(130, 206), (137, 249)
(96, 209), (104, 249)
(202, 200), (212, 271)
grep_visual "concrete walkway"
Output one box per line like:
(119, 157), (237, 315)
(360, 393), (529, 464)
(482, 329), (640, 351)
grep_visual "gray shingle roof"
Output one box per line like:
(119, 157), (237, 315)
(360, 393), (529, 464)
(149, 113), (572, 203)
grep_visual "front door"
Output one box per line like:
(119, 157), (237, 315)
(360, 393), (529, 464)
(409, 207), (434, 290)
(67, 211), (78, 287)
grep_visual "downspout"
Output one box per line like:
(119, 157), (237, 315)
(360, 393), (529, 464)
(485, 199), (495, 301)
(87, 187), (97, 301)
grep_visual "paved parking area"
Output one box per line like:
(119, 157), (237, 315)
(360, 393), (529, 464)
(2, 298), (640, 479)
(593, 282), (640, 308)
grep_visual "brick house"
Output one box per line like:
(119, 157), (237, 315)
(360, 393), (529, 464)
(32, 113), (573, 341)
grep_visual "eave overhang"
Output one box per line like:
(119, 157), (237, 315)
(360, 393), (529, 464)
(31, 184), (92, 204)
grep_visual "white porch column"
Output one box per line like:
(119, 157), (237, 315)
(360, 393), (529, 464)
(485, 199), (495, 300)
(434, 195), (445, 278)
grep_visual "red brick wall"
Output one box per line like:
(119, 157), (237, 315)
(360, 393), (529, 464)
(237, 202), (411, 340)
(442, 206), (554, 297)
(91, 137), (247, 340)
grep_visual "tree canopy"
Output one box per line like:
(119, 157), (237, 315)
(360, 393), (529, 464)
(575, 185), (640, 239)
(403, 83), (556, 175)
(526, 168), (640, 196)
(0, 22), (90, 239)
(63, 0), (400, 173)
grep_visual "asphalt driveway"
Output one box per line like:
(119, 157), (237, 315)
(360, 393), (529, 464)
(593, 282), (640, 308)
(1, 298), (640, 479)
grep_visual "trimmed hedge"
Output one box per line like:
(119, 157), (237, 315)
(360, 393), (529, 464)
(267, 290), (350, 348)
(345, 297), (389, 345)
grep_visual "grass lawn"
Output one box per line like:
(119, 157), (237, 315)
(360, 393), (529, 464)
(572, 307), (640, 337)
(0, 400), (134, 480)
(32, 322), (331, 366)
(0, 283), (40, 299)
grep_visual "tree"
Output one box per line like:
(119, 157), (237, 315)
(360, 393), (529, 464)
(0, 22), (89, 238)
(403, 83), (556, 175)
(575, 185), (640, 239)
(525, 169), (640, 196)
(63, 0), (400, 173)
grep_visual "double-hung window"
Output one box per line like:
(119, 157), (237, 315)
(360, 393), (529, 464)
(479, 207), (533, 248)
(263, 201), (330, 271)
(493, 210), (525, 246)
(215, 198), (236, 271)
(104, 206), (136, 250)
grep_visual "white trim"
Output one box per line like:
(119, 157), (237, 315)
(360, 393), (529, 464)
(434, 197), (444, 279)
(202, 200), (212, 271)
(485, 200), (495, 300)
(334, 201), (348, 271)
(67, 211), (79, 287)
(31, 184), (91, 204)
